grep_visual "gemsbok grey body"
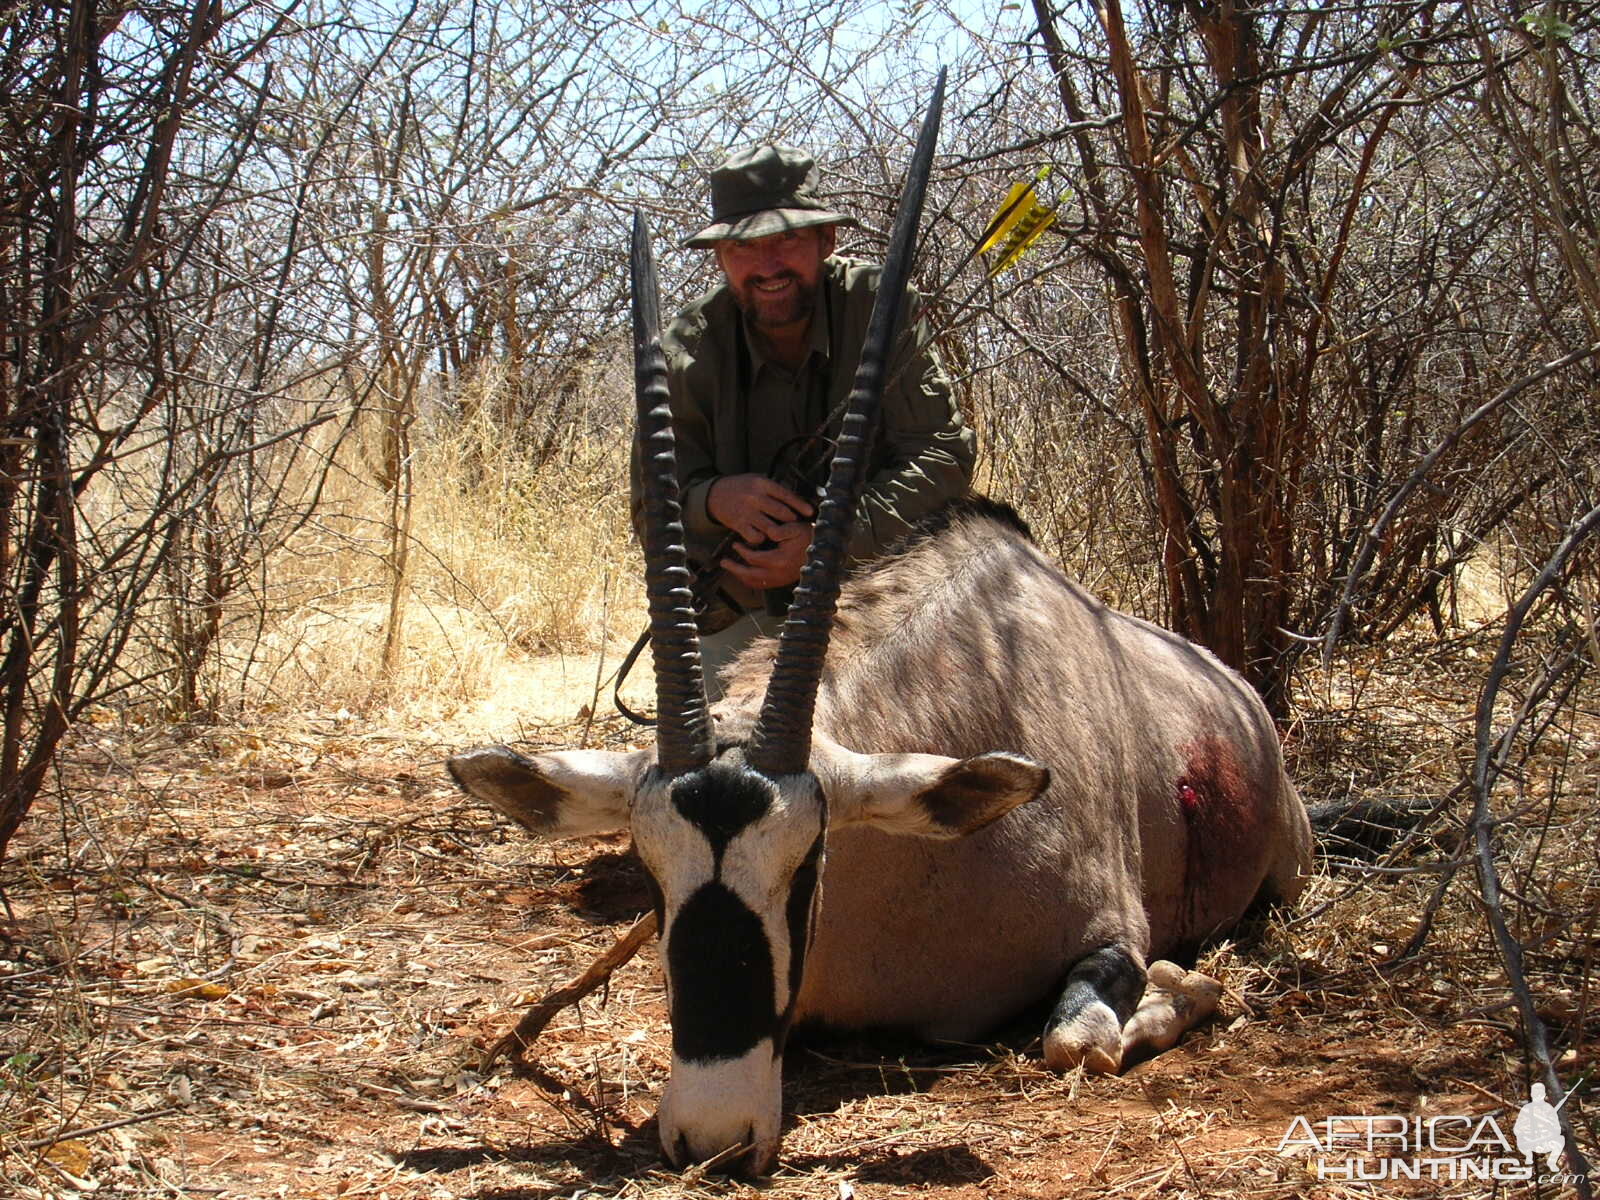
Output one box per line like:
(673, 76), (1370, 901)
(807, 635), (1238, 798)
(449, 79), (1313, 1175)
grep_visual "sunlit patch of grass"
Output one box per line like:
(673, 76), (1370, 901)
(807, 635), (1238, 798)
(220, 363), (647, 719)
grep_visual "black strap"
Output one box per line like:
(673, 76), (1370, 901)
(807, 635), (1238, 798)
(613, 627), (656, 726)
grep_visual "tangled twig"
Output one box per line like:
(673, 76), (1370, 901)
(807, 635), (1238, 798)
(481, 910), (658, 1072)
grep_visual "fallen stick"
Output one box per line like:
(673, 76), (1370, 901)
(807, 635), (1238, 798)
(482, 910), (658, 1072)
(14, 1107), (181, 1152)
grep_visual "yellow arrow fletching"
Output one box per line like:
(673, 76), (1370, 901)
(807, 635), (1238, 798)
(979, 166), (1058, 276)
(977, 180), (1035, 255)
(988, 207), (1057, 277)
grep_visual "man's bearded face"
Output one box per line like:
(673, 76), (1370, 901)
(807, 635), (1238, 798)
(715, 225), (836, 336)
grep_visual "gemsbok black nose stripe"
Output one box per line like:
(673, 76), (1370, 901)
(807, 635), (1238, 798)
(667, 881), (776, 1061)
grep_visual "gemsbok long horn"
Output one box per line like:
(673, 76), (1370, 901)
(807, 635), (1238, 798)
(747, 68), (947, 776)
(632, 210), (714, 775)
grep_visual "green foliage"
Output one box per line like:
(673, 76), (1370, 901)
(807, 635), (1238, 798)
(3, 1051), (43, 1092)
(1519, 11), (1576, 40)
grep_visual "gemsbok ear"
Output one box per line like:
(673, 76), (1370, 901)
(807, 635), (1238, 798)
(447, 746), (645, 839)
(817, 742), (1049, 838)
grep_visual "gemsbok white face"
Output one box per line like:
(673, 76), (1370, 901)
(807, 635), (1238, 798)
(450, 734), (1047, 1173)
(635, 759), (821, 1172)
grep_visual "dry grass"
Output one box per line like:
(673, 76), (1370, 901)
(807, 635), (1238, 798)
(206, 381), (648, 723)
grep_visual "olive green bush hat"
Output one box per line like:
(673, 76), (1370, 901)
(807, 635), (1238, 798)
(682, 144), (859, 248)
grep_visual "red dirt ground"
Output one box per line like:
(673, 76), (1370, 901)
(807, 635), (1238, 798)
(1, 705), (1593, 1199)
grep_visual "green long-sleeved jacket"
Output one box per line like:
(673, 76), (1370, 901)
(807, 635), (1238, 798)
(633, 255), (975, 613)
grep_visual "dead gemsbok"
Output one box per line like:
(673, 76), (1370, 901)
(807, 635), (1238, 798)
(448, 80), (1314, 1175)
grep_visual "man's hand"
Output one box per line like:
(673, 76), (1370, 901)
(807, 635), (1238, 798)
(707, 474), (814, 545)
(721, 521), (813, 591)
